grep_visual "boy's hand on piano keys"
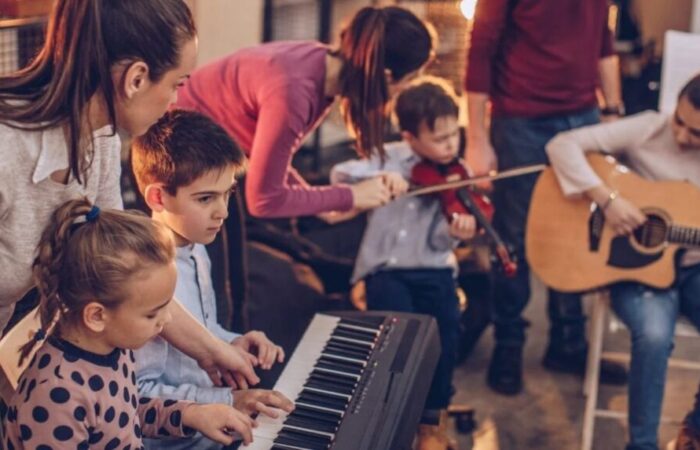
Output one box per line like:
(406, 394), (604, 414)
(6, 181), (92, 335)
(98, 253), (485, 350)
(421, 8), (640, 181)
(232, 331), (285, 370)
(182, 403), (257, 445)
(233, 389), (295, 418)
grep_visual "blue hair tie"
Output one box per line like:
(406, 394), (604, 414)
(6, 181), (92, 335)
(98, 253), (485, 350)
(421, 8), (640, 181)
(85, 206), (100, 222)
(34, 328), (46, 342)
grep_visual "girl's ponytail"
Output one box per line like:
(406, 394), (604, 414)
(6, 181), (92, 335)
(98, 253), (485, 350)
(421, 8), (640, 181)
(18, 199), (93, 364)
(18, 198), (175, 365)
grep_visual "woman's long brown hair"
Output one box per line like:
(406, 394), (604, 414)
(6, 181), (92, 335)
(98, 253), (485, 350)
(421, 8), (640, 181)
(0, 0), (195, 184)
(335, 6), (434, 160)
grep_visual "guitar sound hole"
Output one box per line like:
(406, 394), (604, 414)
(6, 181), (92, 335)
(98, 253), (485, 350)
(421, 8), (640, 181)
(633, 214), (667, 248)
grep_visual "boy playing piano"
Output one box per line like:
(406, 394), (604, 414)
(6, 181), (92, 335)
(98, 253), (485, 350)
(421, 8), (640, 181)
(131, 110), (294, 449)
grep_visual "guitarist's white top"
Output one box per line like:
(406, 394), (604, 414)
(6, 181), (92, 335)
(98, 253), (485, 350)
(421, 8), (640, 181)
(546, 110), (700, 266)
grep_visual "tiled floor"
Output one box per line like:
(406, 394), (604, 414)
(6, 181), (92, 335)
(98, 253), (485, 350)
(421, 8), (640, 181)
(449, 279), (700, 450)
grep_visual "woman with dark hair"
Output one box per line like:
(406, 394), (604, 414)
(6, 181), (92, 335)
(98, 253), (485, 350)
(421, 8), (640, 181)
(176, 6), (435, 219)
(0, 0), (259, 392)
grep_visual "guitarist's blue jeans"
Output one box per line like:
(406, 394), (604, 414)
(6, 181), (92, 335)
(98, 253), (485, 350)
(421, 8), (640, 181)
(610, 263), (700, 450)
(489, 107), (599, 352)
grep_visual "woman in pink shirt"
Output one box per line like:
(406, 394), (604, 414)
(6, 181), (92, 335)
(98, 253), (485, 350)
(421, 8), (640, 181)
(176, 6), (435, 219)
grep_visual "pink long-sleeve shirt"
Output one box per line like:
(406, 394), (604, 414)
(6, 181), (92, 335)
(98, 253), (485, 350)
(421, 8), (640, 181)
(176, 41), (354, 218)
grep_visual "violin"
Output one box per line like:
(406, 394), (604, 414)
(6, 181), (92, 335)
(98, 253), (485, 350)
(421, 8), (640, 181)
(411, 158), (518, 277)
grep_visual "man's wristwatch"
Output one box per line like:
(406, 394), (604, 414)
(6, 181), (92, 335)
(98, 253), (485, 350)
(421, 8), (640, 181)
(600, 104), (626, 117)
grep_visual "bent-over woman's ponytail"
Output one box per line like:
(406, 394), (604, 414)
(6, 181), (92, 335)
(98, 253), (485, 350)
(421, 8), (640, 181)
(335, 6), (434, 159)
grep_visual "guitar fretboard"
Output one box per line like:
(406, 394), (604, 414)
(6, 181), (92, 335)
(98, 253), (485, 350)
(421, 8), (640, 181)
(668, 225), (700, 247)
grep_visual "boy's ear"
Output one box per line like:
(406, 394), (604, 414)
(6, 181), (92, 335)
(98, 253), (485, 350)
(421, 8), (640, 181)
(401, 130), (417, 144)
(144, 184), (168, 212)
(121, 61), (150, 100)
(82, 302), (108, 333)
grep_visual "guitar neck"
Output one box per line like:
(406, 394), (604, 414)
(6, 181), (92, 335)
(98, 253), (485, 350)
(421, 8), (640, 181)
(669, 225), (700, 247)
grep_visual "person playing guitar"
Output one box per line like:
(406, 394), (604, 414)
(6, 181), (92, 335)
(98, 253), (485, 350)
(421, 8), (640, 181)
(544, 73), (700, 450)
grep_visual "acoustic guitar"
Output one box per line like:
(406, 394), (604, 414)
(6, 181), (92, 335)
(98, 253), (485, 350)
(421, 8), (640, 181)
(526, 153), (700, 292)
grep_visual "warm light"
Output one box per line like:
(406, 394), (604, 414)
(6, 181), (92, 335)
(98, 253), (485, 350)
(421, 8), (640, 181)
(460, 0), (478, 20)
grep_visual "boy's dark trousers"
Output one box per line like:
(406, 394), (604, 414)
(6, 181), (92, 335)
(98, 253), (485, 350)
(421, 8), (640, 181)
(365, 268), (460, 410)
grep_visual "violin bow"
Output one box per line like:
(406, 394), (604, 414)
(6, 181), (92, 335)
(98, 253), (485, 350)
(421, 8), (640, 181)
(405, 164), (547, 198)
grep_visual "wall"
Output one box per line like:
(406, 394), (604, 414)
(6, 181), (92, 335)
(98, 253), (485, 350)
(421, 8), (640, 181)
(189, 0), (264, 67)
(693, 0), (700, 32)
(632, 0), (693, 56)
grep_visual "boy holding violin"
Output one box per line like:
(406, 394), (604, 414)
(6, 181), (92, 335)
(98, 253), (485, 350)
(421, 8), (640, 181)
(331, 76), (476, 450)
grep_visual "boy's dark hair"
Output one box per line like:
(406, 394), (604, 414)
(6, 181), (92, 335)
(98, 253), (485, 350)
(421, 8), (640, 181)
(679, 73), (700, 109)
(394, 76), (459, 136)
(131, 109), (246, 195)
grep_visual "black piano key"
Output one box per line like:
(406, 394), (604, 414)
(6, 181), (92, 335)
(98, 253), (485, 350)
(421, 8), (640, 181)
(271, 445), (312, 450)
(294, 402), (344, 418)
(331, 328), (377, 342)
(274, 435), (329, 450)
(336, 322), (380, 336)
(316, 360), (363, 375)
(308, 372), (356, 389)
(297, 387), (348, 411)
(325, 340), (372, 356)
(316, 356), (364, 375)
(301, 387), (349, 401)
(298, 392), (348, 410)
(323, 344), (370, 360)
(279, 427), (333, 444)
(275, 431), (331, 450)
(270, 444), (311, 450)
(339, 316), (385, 329)
(319, 353), (366, 367)
(297, 395), (346, 411)
(312, 367), (360, 382)
(318, 355), (365, 369)
(285, 415), (338, 434)
(290, 407), (341, 425)
(305, 379), (355, 396)
(309, 369), (358, 385)
(328, 336), (374, 349)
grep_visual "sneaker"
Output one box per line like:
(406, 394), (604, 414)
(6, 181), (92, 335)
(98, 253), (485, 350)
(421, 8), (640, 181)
(542, 346), (628, 385)
(487, 345), (523, 396)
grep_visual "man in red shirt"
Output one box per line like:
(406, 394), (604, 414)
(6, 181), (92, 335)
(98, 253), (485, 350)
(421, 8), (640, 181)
(465, 0), (626, 396)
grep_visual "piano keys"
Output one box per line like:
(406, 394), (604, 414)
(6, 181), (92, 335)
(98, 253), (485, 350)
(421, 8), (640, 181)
(241, 311), (440, 450)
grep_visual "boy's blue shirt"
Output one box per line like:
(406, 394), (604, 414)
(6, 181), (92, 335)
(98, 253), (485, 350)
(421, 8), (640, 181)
(135, 243), (240, 450)
(330, 140), (459, 283)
